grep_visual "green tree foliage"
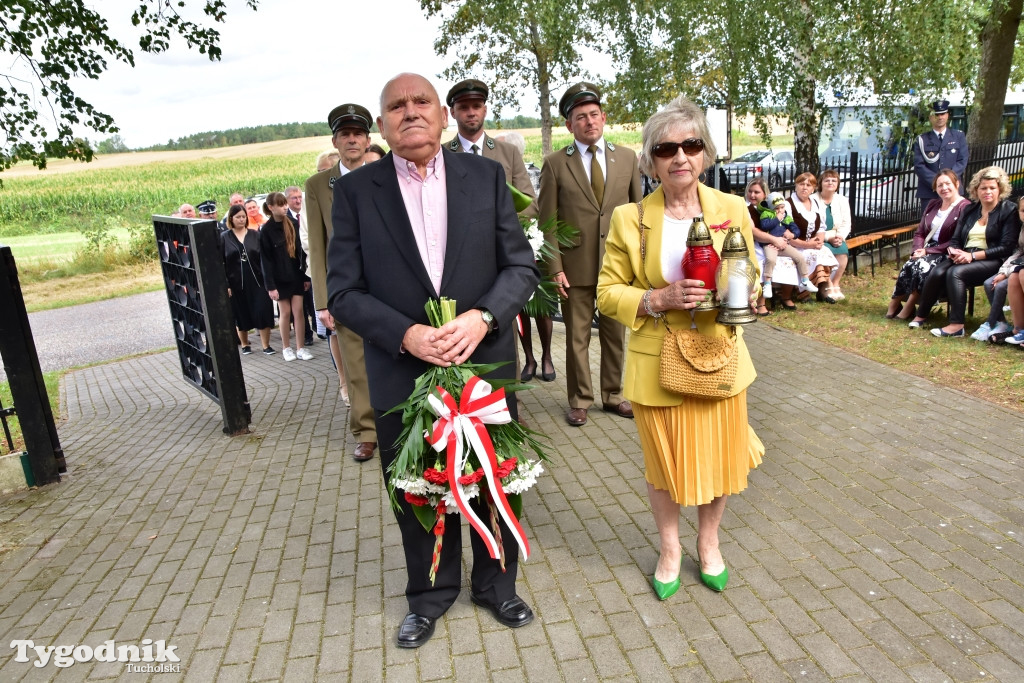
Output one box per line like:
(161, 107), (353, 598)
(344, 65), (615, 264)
(0, 0), (258, 174)
(140, 122), (334, 151)
(601, 0), (980, 172)
(420, 0), (597, 156)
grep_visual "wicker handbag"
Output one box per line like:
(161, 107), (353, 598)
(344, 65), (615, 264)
(635, 202), (739, 400)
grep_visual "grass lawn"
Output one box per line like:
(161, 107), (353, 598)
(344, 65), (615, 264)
(0, 371), (63, 454)
(19, 261), (163, 312)
(1, 229), (132, 265)
(763, 264), (1024, 413)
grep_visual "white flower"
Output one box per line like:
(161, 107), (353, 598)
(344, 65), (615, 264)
(441, 483), (480, 511)
(502, 459), (544, 495)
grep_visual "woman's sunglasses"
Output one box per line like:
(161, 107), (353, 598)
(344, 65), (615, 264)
(651, 138), (704, 158)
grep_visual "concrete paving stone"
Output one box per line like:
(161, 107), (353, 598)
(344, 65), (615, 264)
(914, 634), (991, 681)
(711, 613), (764, 656)
(287, 621), (320, 659)
(222, 626), (260, 665)
(821, 585), (881, 624)
(214, 662), (252, 682)
(197, 613), (236, 650)
(316, 634), (350, 674)
(976, 598), (1024, 639)
(778, 576), (834, 612)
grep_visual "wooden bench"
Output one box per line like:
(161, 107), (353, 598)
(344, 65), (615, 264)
(846, 234), (881, 277)
(875, 224), (918, 264)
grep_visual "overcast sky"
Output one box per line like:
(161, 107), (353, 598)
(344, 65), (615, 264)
(68, 0), (465, 148)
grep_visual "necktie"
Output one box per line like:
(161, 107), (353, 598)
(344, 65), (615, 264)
(471, 144), (480, 155)
(938, 133), (943, 144)
(588, 144), (604, 205)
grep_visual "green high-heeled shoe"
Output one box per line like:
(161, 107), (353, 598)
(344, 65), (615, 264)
(697, 547), (729, 592)
(651, 560), (682, 600)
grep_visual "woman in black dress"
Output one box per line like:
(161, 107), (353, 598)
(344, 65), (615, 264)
(222, 204), (275, 354)
(260, 192), (312, 361)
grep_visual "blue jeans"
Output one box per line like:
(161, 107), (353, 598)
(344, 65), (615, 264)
(984, 274), (1009, 326)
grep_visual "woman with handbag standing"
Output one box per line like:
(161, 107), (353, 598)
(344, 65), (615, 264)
(221, 204), (275, 354)
(908, 165), (1022, 337)
(597, 96), (764, 599)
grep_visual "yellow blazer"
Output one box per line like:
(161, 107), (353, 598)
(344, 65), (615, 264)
(596, 184), (760, 406)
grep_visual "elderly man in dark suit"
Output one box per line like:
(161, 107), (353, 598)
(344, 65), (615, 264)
(327, 73), (539, 649)
(914, 98), (969, 215)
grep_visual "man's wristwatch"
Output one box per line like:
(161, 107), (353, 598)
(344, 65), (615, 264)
(479, 308), (497, 335)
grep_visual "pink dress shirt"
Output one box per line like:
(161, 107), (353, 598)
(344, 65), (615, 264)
(393, 149), (448, 295)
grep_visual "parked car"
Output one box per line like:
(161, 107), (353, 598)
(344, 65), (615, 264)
(722, 150), (796, 189)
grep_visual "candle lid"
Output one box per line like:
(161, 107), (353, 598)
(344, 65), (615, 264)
(720, 225), (749, 257)
(686, 216), (713, 246)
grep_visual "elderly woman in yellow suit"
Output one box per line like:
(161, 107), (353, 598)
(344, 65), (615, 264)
(597, 96), (764, 598)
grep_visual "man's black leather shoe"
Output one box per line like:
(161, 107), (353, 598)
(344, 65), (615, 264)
(470, 594), (534, 628)
(396, 612), (436, 648)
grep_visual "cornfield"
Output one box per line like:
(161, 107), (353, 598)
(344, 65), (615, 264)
(0, 152), (319, 236)
(0, 130), (648, 238)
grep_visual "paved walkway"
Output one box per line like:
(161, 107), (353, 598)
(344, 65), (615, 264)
(0, 291), (173, 382)
(1, 322), (1023, 681)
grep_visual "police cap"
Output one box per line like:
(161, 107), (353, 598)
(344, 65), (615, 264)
(559, 82), (602, 119)
(197, 200), (217, 215)
(446, 79), (489, 107)
(931, 99), (950, 115)
(328, 104), (373, 134)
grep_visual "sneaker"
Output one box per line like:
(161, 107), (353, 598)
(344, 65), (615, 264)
(241, 346), (252, 355)
(282, 347), (297, 362)
(762, 281), (773, 299)
(991, 321), (1012, 337)
(296, 347), (314, 361)
(930, 327), (964, 338)
(908, 320), (923, 329)
(1006, 330), (1024, 345)
(262, 346), (276, 355)
(798, 278), (817, 293)
(970, 322), (992, 341)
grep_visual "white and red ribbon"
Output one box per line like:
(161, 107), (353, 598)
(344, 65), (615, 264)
(424, 376), (530, 560)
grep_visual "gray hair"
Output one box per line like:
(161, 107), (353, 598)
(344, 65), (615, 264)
(495, 131), (526, 155)
(315, 150), (341, 172)
(639, 96), (717, 178)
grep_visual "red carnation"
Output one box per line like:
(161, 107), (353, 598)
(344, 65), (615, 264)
(405, 492), (430, 506)
(458, 469), (484, 485)
(423, 467), (447, 485)
(496, 457), (518, 478)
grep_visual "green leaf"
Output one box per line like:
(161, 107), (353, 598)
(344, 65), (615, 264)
(412, 503), (437, 533)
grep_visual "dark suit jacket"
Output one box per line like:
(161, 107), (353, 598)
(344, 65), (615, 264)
(949, 198), (1021, 263)
(327, 150), (540, 411)
(913, 128), (969, 198)
(444, 134), (538, 219)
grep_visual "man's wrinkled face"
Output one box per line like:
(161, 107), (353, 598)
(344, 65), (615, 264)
(377, 74), (447, 162)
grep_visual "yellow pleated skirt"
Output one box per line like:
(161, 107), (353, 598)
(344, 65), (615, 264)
(634, 391), (764, 507)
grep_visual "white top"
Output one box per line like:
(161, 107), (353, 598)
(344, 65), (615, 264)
(574, 137), (608, 183)
(924, 207), (951, 244)
(660, 215), (690, 284)
(458, 132), (485, 154)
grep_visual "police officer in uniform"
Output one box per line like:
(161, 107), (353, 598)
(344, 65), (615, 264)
(304, 104), (378, 462)
(913, 98), (969, 215)
(444, 79), (537, 219)
(538, 82), (642, 427)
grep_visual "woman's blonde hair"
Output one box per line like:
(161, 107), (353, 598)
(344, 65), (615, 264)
(967, 165), (1012, 201)
(639, 95), (717, 178)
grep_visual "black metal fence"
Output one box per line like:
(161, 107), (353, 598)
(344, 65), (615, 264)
(154, 217), (251, 435)
(741, 141), (1024, 235)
